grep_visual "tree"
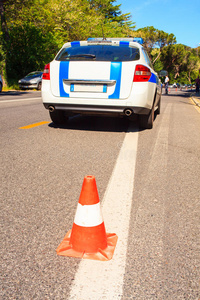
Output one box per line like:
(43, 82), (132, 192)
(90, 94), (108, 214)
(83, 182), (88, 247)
(85, 0), (135, 38)
(159, 44), (200, 84)
(1, 0), (136, 84)
(134, 26), (176, 64)
(6, 24), (58, 79)
(0, 0), (9, 43)
(88, 0), (133, 25)
(183, 50), (200, 84)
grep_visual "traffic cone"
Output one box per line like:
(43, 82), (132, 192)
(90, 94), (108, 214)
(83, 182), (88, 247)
(56, 175), (118, 261)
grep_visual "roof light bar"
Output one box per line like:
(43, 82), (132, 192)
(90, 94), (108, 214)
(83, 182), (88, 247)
(87, 37), (143, 44)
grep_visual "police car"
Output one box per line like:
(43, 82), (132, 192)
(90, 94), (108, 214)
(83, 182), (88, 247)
(42, 38), (161, 129)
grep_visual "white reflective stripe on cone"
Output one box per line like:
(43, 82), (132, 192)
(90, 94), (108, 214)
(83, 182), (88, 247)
(74, 203), (103, 227)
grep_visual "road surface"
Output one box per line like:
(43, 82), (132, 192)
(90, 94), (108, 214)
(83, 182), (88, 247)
(1, 90), (199, 299)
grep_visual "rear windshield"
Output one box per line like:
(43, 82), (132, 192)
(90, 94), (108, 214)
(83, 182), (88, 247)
(56, 45), (140, 62)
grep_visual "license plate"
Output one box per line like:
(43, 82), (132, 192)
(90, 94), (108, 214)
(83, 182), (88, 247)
(70, 84), (107, 93)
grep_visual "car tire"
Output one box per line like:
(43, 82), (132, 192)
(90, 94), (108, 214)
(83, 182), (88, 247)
(156, 98), (161, 115)
(0, 82), (2, 93)
(37, 82), (42, 90)
(139, 104), (155, 129)
(49, 110), (68, 125)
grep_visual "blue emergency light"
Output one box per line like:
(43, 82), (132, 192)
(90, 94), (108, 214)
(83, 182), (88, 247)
(132, 37), (144, 44)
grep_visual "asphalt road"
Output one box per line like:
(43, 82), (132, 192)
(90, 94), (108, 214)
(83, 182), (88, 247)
(0, 90), (199, 299)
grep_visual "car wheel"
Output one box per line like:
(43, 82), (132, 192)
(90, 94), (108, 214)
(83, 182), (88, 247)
(0, 82), (2, 92)
(37, 82), (42, 90)
(139, 105), (155, 129)
(49, 110), (68, 125)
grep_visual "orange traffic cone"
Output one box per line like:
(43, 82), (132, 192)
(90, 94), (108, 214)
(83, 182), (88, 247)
(56, 175), (118, 261)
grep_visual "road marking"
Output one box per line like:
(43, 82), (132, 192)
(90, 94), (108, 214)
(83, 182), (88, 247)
(19, 121), (49, 129)
(126, 104), (171, 297)
(0, 97), (41, 103)
(69, 124), (139, 300)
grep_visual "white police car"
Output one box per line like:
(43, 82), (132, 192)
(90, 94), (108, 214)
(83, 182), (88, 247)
(42, 38), (161, 129)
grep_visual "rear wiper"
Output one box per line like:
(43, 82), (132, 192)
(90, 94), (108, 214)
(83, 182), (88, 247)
(64, 54), (96, 60)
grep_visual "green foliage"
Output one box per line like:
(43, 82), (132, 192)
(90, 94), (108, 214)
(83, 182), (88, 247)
(0, 32), (5, 73)
(6, 24), (58, 80)
(158, 44), (200, 84)
(88, 0), (134, 27)
(135, 26), (176, 55)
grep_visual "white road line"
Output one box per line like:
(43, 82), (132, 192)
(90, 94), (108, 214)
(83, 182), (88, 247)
(121, 104), (172, 298)
(69, 124), (139, 300)
(0, 97), (41, 103)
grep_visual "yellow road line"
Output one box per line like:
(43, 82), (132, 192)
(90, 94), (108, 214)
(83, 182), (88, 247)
(19, 121), (49, 129)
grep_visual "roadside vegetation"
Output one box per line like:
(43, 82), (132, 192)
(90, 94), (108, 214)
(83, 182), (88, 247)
(0, 0), (200, 89)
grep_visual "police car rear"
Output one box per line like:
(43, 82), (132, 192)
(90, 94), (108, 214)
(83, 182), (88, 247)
(42, 38), (161, 129)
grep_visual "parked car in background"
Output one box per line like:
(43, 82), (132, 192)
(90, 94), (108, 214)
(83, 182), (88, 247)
(0, 75), (3, 92)
(18, 71), (43, 90)
(180, 84), (187, 90)
(169, 83), (177, 88)
(42, 37), (161, 129)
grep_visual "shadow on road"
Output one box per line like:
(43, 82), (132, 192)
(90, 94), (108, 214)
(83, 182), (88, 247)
(162, 90), (192, 98)
(48, 115), (140, 133)
(0, 91), (33, 96)
(162, 90), (197, 107)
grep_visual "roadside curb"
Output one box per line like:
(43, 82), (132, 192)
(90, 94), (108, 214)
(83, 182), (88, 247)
(190, 93), (200, 108)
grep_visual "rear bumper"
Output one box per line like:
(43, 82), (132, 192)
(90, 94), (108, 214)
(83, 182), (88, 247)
(42, 80), (158, 116)
(43, 103), (149, 115)
(19, 84), (38, 89)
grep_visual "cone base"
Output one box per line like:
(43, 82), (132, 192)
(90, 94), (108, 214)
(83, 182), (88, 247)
(56, 230), (118, 261)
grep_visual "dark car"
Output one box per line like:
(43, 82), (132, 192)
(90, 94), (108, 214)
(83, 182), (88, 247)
(0, 75), (3, 92)
(18, 71), (43, 90)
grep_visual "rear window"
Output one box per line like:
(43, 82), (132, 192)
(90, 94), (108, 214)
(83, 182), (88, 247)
(26, 72), (42, 78)
(142, 48), (153, 69)
(56, 45), (140, 62)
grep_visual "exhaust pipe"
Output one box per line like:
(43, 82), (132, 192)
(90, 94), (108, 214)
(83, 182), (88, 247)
(124, 109), (133, 117)
(49, 105), (55, 112)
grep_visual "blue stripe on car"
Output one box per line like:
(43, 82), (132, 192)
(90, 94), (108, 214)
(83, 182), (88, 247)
(109, 62), (122, 99)
(59, 61), (69, 97)
(149, 73), (157, 83)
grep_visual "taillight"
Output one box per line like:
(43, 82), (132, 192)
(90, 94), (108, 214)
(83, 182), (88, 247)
(42, 63), (50, 80)
(133, 64), (151, 82)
